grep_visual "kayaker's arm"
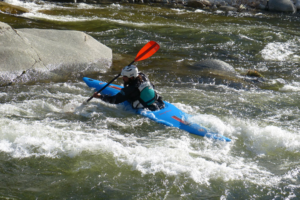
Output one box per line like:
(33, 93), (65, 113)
(93, 92), (123, 104)
(94, 87), (137, 104)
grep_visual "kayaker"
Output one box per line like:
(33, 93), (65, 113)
(93, 65), (165, 111)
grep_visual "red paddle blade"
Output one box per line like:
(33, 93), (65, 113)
(134, 41), (160, 62)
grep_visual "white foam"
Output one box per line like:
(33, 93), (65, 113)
(239, 34), (257, 42)
(173, 102), (198, 114)
(109, 133), (282, 186)
(282, 167), (300, 186)
(0, 92), (293, 188)
(280, 82), (300, 92)
(76, 3), (100, 9)
(0, 92), (8, 97)
(171, 8), (186, 13)
(215, 10), (225, 14)
(190, 114), (235, 136)
(195, 9), (208, 13)
(231, 119), (300, 155)
(62, 102), (78, 113)
(5, 0), (64, 12)
(0, 114), (116, 158)
(22, 12), (98, 22)
(0, 139), (14, 153)
(166, 101), (300, 155)
(261, 41), (300, 61)
(109, 3), (122, 8)
(2, 0), (198, 29)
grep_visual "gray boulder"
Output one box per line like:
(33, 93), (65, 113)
(268, 0), (296, 12)
(0, 22), (112, 86)
(190, 59), (250, 89)
(192, 59), (237, 74)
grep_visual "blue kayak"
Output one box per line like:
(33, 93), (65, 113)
(83, 77), (231, 142)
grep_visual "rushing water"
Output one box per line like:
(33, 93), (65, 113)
(1, 1), (300, 199)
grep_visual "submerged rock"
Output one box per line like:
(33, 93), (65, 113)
(0, 22), (112, 86)
(246, 70), (264, 78)
(190, 59), (248, 89)
(0, 2), (29, 15)
(190, 59), (284, 90)
(192, 59), (236, 73)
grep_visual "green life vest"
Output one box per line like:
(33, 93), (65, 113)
(138, 81), (156, 106)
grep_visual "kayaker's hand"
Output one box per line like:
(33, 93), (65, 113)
(93, 92), (101, 98)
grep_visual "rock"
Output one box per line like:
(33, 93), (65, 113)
(0, 2), (29, 15)
(257, 3), (267, 10)
(248, 0), (259, 7)
(190, 59), (283, 90)
(0, 22), (41, 78)
(185, 0), (205, 8)
(246, 70), (264, 78)
(218, 6), (238, 11)
(192, 59), (236, 73)
(268, 0), (296, 12)
(201, 0), (212, 6)
(191, 59), (283, 90)
(211, 4), (218, 10)
(237, 4), (247, 11)
(215, 1), (227, 7)
(296, 0), (300, 9)
(0, 22), (112, 86)
(191, 59), (251, 89)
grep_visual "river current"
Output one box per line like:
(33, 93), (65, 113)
(1, 0), (300, 199)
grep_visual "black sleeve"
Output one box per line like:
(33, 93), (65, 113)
(100, 86), (136, 104)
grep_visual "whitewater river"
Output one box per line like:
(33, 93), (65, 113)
(1, 0), (300, 199)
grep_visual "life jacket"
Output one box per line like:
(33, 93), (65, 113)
(132, 73), (156, 109)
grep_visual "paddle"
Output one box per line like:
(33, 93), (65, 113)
(86, 41), (160, 103)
